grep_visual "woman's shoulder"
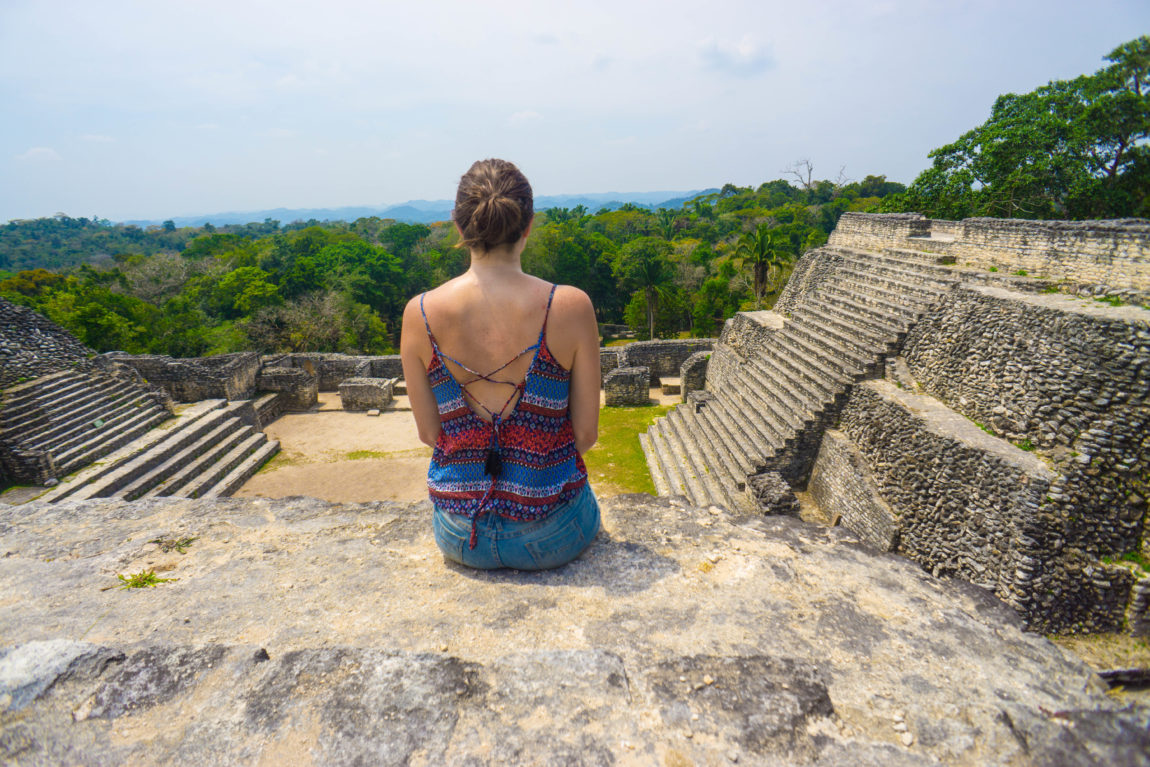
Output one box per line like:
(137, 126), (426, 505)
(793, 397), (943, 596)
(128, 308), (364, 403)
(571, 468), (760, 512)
(549, 284), (594, 315)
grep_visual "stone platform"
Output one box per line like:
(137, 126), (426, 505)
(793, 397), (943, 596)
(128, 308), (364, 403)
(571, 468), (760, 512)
(1, 495), (1146, 765)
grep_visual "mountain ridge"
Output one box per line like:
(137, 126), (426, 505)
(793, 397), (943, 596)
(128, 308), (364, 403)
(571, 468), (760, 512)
(122, 189), (719, 227)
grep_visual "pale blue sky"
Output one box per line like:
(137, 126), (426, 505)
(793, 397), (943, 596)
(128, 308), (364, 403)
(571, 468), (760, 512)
(1, 0), (1146, 222)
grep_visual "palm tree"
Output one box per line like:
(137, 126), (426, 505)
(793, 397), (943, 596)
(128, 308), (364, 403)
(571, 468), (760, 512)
(655, 207), (677, 240)
(735, 224), (787, 308)
(614, 237), (674, 339)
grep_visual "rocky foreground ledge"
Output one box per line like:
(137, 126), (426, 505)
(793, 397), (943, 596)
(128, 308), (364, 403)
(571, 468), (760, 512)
(0, 494), (1147, 766)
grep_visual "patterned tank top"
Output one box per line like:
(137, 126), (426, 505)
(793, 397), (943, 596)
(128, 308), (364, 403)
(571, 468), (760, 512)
(421, 284), (588, 547)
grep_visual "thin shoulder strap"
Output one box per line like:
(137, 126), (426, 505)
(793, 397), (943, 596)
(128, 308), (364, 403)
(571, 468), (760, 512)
(537, 284), (558, 344)
(418, 292), (437, 347)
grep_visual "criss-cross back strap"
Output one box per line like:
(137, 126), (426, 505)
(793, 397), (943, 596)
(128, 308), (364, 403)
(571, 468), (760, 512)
(420, 285), (557, 422)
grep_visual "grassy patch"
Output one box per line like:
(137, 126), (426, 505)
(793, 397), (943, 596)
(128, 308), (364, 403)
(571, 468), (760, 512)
(346, 450), (388, 460)
(118, 569), (177, 589)
(584, 405), (671, 496)
(604, 338), (635, 347)
(150, 536), (198, 554)
(1015, 438), (1036, 452)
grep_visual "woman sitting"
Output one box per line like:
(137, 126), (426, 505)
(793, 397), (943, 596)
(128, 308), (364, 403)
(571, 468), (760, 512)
(400, 158), (601, 570)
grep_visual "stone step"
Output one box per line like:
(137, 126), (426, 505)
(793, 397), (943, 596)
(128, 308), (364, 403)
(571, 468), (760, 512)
(9, 381), (140, 442)
(127, 417), (247, 500)
(832, 271), (939, 318)
(836, 263), (947, 303)
(24, 391), (163, 458)
(768, 330), (852, 394)
(829, 246), (958, 284)
(201, 439), (281, 499)
(803, 295), (906, 344)
(0, 370), (73, 402)
(638, 432), (671, 496)
(782, 324), (866, 381)
(724, 383), (791, 453)
(882, 246), (964, 271)
(737, 354), (816, 428)
(58, 401), (233, 501)
(177, 431), (269, 499)
(1, 371), (88, 412)
(819, 282), (921, 323)
(791, 300), (893, 350)
(790, 311), (886, 362)
(661, 408), (713, 507)
(683, 400), (750, 489)
(757, 344), (839, 413)
(37, 400), (226, 503)
(0, 374), (125, 432)
(54, 407), (175, 477)
(702, 395), (770, 469)
(685, 393), (768, 471)
(668, 406), (734, 509)
(646, 420), (688, 498)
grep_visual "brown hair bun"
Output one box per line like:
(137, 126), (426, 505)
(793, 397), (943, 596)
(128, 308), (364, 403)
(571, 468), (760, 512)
(453, 159), (533, 252)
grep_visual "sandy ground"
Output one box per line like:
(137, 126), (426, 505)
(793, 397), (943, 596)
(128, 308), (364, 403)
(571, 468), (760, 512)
(234, 387), (682, 503)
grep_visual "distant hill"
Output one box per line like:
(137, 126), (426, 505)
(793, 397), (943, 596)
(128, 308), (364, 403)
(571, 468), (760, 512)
(123, 190), (719, 227)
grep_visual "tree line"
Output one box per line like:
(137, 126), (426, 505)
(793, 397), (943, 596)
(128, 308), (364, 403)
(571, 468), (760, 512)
(0, 176), (901, 356)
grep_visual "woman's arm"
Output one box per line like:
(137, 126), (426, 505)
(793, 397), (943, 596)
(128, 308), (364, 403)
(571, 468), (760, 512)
(563, 288), (601, 455)
(400, 296), (442, 448)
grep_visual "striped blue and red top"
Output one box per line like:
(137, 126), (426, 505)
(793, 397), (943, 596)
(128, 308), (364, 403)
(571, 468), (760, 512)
(421, 285), (588, 546)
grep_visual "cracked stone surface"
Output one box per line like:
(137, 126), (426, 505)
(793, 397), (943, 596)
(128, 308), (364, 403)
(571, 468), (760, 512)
(1, 494), (1147, 765)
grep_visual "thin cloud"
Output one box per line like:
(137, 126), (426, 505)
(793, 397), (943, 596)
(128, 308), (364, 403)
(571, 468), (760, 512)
(507, 110), (543, 127)
(14, 147), (62, 162)
(698, 36), (774, 78)
(80, 134), (115, 143)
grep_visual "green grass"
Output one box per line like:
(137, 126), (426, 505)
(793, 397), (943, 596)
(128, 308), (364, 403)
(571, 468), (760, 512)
(117, 569), (177, 589)
(584, 405), (671, 495)
(604, 338), (635, 347)
(346, 450), (388, 460)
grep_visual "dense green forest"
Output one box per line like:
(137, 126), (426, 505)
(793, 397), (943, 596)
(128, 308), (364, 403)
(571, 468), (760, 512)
(882, 36), (1149, 220)
(0, 176), (901, 356)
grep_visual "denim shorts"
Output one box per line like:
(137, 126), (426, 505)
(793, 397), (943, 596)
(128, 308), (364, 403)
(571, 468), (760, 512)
(432, 485), (600, 571)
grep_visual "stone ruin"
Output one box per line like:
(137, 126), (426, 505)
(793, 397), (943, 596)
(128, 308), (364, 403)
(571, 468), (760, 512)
(643, 212), (1150, 636)
(3, 217), (1150, 763)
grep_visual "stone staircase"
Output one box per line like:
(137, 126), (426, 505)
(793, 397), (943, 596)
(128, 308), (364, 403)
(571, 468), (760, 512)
(37, 397), (280, 503)
(0, 370), (173, 483)
(641, 245), (959, 512)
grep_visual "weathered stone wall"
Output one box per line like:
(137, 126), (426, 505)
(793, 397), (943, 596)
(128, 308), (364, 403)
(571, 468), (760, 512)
(113, 353), (259, 402)
(808, 430), (898, 550)
(773, 249), (845, 316)
(0, 297), (95, 388)
(902, 286), (1150, 560)
(339, 377), (396, 411)
(679, 351), (709, 402)
(617, 339), (716, 384)
(826, 378), (1140, 633)
(599, 349), (619, 385)
(604, 367), (649, 406)
(829, 212), (1150, 297)
(263, 353), (403, 391)
(255, 367), (318, 411)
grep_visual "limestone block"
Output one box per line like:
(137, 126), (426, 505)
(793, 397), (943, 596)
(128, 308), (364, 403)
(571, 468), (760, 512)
(679, 351), (709, 403)
(604, 367), (649, 407)
(599, 349), (619, 386)
(339, 377), (396, 411)
(746, 471), (800, 516)
(256, 367), (318, 411)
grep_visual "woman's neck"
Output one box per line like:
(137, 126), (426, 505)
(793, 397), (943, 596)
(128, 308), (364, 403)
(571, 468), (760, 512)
(466, 246), (525, 282)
